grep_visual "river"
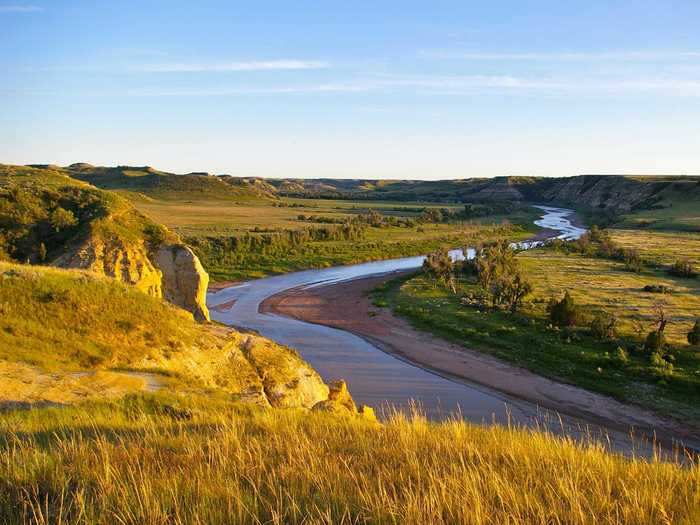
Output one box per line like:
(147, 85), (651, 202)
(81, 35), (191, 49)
(208, 206), (687, 456)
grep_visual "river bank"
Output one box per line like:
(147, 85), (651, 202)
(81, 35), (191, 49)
(260, 273), (700, 451)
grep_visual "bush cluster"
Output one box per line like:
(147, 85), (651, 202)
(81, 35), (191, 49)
(547, 225), (644, 272)
(668, 258), (697, 278)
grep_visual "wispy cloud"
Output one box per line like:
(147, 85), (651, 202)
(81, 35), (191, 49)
(136, 60), (330, 73)
(421, 50), (700, 61)
(114, 75), (700, 98)
(0, 4), (43, 12)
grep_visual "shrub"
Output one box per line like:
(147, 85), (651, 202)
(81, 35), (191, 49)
(643, 284), (671, 294)
(49, 207), (78, 232)
(622, 249), (643, 273)
(668, 258), (697, 278)
(590, 312), (617, 341)
(548, 291), (581, 327)
(614, 346), (630, 366)
(650, 351), (674, 379)
(688, 320), (700, 346)
(644, 331), (667, 354)
(144, 223), (168, 249)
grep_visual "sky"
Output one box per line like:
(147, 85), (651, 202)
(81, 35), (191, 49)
(2, 1), (700, 179)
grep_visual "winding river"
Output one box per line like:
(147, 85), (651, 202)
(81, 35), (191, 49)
(208, 206), (688, 455)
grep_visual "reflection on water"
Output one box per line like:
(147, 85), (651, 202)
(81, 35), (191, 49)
(208, 206), (688, 456)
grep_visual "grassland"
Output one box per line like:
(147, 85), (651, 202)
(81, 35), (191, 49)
(610, 229), (700, 267)
(617, 196), (700, 232)
(374, 245), (700, 424)
(1, 393), (697, 525)
(125, 194), (540, 281)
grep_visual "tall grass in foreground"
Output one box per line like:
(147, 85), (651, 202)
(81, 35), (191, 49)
(0, 396), (698, 525)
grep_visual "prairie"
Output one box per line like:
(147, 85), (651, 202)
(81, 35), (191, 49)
(0, 394), (697, 525)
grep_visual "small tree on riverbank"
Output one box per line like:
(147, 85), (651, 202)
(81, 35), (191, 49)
(423, 249), (456, 294)
(470, 240), (532, 312)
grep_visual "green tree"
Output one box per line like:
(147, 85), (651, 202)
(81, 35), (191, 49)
(471, 240), (532, 311)
(423, 249), (456, 294)
(669, 258), (697, 278)
(548, 291), (581, 327)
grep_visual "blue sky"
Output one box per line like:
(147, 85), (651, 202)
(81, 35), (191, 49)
(2, 1), (700, 178)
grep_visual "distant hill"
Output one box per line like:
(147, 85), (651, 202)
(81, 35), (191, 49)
(269, 174), (700, 216)
(11, 163), (700, 221)
(61, 164), (277, 201)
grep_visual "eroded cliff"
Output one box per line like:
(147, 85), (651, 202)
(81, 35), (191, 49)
(0, 164), (210, 322)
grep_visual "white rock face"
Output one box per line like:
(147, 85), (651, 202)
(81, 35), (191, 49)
(154, 244), (210, 322)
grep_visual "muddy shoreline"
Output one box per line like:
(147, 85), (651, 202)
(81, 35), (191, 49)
(261, 273), (700, 450)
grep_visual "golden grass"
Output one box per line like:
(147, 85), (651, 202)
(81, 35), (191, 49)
(0, 396), (698, 525)
(610, 229), (700, 266)
(0, 262), (205, 371)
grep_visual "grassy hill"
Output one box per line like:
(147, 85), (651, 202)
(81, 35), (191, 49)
(64, 163), (277, 202)
(0, 164), (172, 265)
(273, 174), (700, 225)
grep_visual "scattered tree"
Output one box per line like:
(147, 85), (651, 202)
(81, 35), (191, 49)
(622, 248), (643, 273)
(652, 301), (668, 335)
(470, 240), (533, 312)
(548, 291), (581, 327)
(423, 248), (456, 294)
(669, 258), (697, 278)
(590, 312), (617, 341)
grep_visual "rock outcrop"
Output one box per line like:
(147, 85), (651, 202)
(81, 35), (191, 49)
(312, 380), (378, 421)
(53, 236), (162, 297)
(154, 244), (210, 322)
(53, 235), (211, 322)
(240, 335), (330, 409)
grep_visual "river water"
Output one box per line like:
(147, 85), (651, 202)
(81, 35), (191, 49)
(208, 206), (678, 455)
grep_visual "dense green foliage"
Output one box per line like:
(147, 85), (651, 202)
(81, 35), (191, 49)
(469, 240), (532, 312)
(0, 167), (109, 262)
(669, 258), (697, 278)
(191, 223), (521, 281)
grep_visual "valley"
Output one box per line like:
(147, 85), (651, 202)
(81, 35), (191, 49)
(1, 163), (699, 523)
